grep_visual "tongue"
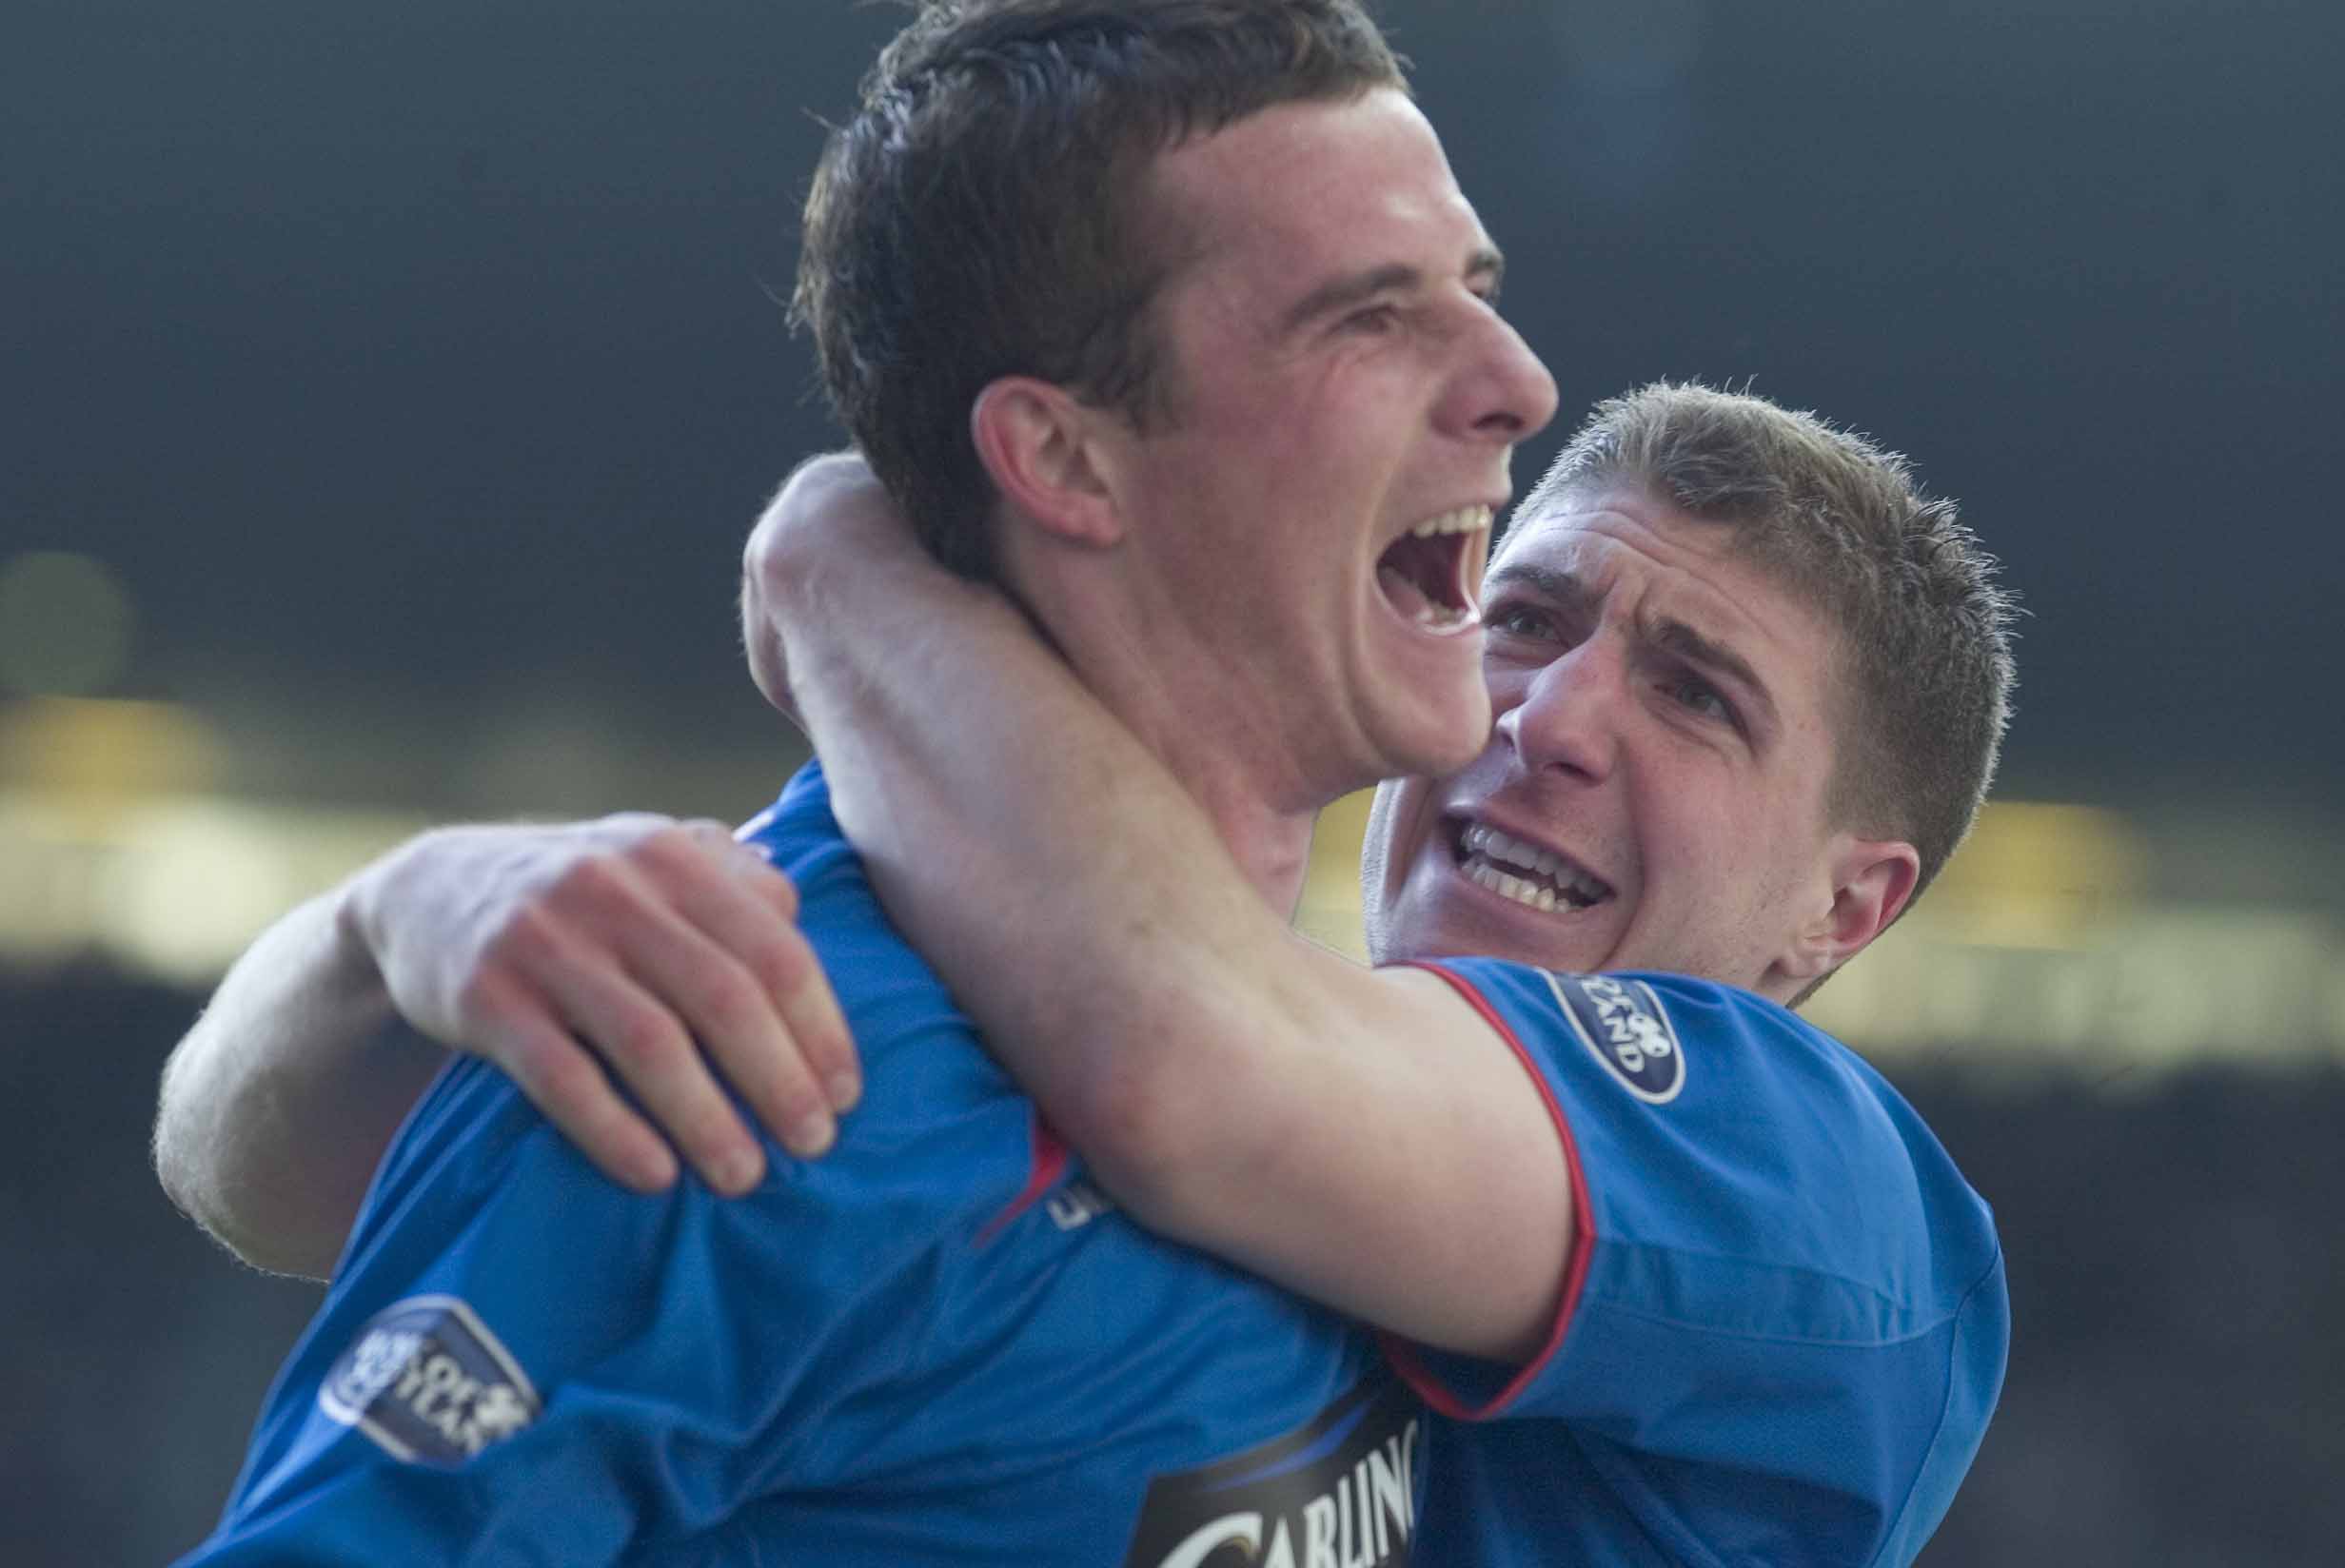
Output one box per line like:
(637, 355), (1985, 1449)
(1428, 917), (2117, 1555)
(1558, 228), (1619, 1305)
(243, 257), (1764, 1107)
(1379, 562), (1434, 619)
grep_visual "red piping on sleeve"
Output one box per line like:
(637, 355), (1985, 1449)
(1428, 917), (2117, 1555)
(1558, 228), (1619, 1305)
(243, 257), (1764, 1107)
(1378, 959), (1597, 1421)
(975, 1108), (1070, 1248)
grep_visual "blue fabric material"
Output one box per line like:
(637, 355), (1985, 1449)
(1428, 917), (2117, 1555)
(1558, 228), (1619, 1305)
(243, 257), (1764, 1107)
(177, 762), (1415, 1566)
(1401, 962), (2007, 1568)
(175, 763), (2001, 1565)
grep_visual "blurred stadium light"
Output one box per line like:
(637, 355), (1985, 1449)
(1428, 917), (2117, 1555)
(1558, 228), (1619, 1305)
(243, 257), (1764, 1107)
(0, 696), (426, 983)
(0, 551), (135, 697)
(3, 703), (2335, 1069)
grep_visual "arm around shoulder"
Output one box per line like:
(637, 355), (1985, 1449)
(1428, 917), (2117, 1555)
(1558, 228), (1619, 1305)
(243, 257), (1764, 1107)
(750, 456), (1577, 1363)
(154, 883), (434, 1279)
(154, 813), (862, 1277)
(1043, 933), (1578, 1365)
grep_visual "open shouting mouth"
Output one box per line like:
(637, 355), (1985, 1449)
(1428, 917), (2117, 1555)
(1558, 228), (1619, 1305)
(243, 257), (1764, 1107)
(1376, 505), (1492, 633)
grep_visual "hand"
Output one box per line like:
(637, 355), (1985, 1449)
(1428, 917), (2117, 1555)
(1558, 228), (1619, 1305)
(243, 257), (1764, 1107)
(344, 814), (857, 1194)
(741, 451), (917, 719)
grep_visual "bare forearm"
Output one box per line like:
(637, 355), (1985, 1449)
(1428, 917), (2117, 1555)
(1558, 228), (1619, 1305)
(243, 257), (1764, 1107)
(775, 541), (1372, 1235)
(760, 466), (1570, 1357)
(778, 546), (1267, 1173)
(154, 886), (439, 1278)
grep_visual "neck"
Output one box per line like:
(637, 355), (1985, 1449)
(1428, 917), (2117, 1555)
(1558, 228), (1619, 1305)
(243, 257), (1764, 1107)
(1149, 735), (1322, 916)
(1078, 648), (1323, 913)
(1015, 560), (1325, 916)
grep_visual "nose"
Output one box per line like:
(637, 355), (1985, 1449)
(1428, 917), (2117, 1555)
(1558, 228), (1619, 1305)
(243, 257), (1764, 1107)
(1495, 637), (1620, 783)
(1442, 305), (1559, 445)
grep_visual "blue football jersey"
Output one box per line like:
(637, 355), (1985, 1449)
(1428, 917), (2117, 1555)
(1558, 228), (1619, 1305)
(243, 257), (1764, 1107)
(1397, 961), (2008, 1568)
(177, 762), (1428, 1566)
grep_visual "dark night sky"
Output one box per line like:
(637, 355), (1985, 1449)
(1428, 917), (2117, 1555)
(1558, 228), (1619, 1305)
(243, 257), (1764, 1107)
(7, 0), (2342, 812)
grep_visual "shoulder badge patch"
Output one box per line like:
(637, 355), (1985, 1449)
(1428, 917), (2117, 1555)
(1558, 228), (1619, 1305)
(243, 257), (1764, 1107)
(318, 1295), (541, 1466)
(1545, 972), (1686, 1104)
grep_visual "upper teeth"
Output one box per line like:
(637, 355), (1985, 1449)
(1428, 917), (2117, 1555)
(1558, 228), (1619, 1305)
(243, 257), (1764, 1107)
(1459, 822), (1610, 910)
(1409, 505), (1492, 539)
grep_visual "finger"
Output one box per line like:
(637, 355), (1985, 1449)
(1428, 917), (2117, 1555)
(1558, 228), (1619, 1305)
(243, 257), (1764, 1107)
(759, 920), (858, 1113)
(507, 902), (779, 1193)
(621, 920), (838, 1169)
(632, 831), (850, 1152)
(686, 828), (858, 1113)
(461, 973), (680, 1193)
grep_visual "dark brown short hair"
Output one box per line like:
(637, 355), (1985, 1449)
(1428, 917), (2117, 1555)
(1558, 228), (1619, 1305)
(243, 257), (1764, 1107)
(1519, 382), (2020, 913)
(793, 0), (1408, 580)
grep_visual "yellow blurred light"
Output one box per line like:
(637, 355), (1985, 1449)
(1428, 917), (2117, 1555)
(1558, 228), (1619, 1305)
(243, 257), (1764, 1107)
(0, 550), (135, 696)
(0, 788), (429, 980)
(100, 801), (301, 984)
(1295, 787), (1375, 959)
(0, 696), (226, 819)
(1918, 801), (2148, 951)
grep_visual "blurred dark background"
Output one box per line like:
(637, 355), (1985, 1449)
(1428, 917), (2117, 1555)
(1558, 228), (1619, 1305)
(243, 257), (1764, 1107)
(4, 1), (2341, 1561)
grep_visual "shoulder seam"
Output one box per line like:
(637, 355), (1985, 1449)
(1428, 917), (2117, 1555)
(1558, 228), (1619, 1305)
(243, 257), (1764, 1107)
(1864, 1243), (2008, 1567)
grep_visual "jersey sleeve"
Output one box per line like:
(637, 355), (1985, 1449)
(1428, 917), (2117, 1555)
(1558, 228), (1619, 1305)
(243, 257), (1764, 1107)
(1386, 961), (2008, 1565)
(182, 996), (1036, 1563)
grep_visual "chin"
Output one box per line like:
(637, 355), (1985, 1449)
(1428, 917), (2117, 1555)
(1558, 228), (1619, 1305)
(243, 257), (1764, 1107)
(1372, 700), (1489, 782)
(1372, 885), (1478, 965)
(1385, 866), (1623, 974)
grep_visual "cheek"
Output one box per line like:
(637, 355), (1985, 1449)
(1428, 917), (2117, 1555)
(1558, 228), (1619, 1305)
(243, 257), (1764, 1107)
(1700, 810), (1827, 940)
(1645, 767), (1740, 852)
(1370, 780), (1446, 885)
(1639, 785), (1775, 925)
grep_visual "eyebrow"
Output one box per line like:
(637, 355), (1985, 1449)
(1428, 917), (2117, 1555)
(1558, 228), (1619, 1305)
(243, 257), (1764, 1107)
(1275, 245), (1507, 340)
(1651, 618), (1776, 728)
(1483, 559), (1592, 615)
(1484, 559), (1780, 728)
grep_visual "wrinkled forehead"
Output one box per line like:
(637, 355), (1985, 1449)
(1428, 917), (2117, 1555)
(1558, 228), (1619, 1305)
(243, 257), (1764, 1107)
(1493, 495), (1848, 718)
(1489, 500), (1761, 618)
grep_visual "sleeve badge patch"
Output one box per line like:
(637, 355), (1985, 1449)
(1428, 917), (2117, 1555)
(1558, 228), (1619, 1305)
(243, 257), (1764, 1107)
(1545, 972), (1686, 1105)
(317, 1295), (542, 1466)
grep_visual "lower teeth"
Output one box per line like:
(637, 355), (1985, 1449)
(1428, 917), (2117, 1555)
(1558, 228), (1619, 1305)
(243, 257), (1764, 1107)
(1468, 859), (1560, 911)
(1381, 564), (1469, 630)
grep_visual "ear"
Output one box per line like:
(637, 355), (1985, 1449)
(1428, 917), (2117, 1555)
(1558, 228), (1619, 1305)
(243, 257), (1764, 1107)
(969, 376), (1126, 550)
(1775, 833), (1921, 985)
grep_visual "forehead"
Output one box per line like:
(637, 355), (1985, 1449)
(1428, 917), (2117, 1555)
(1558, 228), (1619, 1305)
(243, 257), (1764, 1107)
(1142, 88), (1489, 302)
(1494, 488), (1841, 706)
